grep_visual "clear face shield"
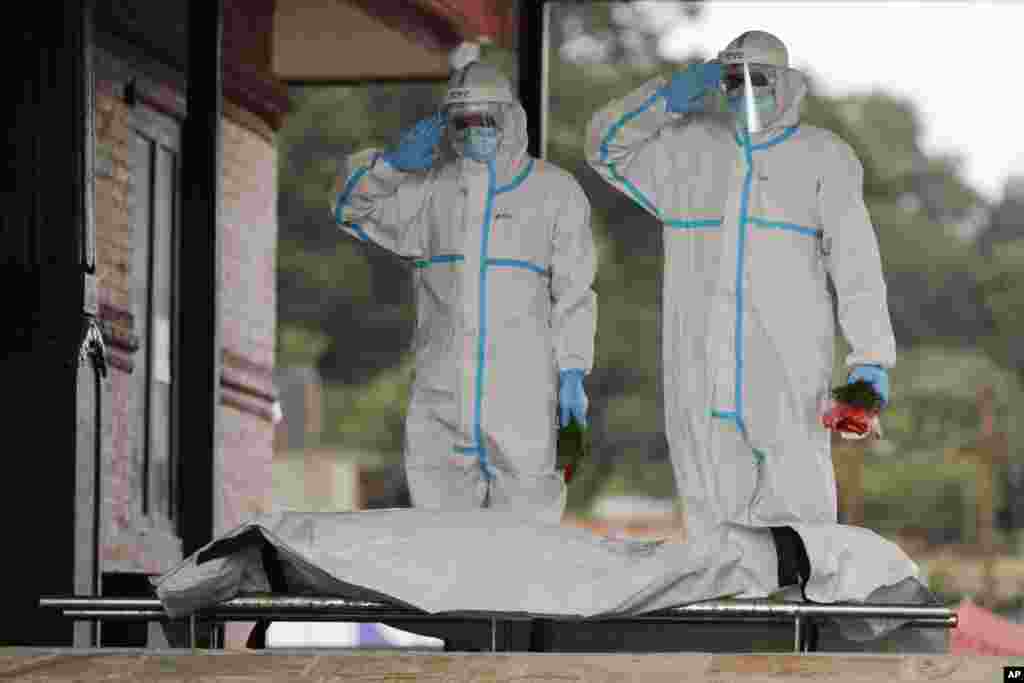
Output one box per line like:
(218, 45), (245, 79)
(446, 102), (505, 162)
(716, 61), (783, 135)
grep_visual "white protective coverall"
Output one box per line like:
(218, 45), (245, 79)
(585, 36), (896, 538)
(331, 63), (597, 524)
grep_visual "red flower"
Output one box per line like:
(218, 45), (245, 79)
(821, 379), (884, 437)
(821, 402), (875, 435)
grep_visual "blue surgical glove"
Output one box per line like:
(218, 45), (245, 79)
(663, 61), (723, 115)
(380, 112), (445, 172)
(847, 365), (890, 407)
(559, 369), (588, 428)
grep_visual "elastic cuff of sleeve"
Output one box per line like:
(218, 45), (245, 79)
(846, 356), (894, 370)
(851, 363), (883, 370)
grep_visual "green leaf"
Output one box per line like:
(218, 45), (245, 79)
(831, 380), (884, 411)
(557, 417), (591, 480)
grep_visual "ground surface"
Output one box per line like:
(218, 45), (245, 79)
(1, 649), (1020, 682)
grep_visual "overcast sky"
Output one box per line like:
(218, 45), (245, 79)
(636, 1), (1024, 205)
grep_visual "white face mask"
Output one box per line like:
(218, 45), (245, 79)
(728, 87), (778, 128)
(454, 127), (500, 162)
(722, 64), (781, 130)
(448, 102), (505, 162)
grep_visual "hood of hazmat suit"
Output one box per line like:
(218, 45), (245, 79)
(586, 29), (896, 540)
(714, 30), (799, 136)
(331, 60), (597, 524)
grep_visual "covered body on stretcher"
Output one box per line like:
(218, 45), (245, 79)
(126, 508), (952, 652)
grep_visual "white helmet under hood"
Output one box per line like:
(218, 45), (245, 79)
(715, 30), (807, 134)
(442, 61), (529, 176)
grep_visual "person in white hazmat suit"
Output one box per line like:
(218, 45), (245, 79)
(330, 56), (597, 524)
(585, 30), (896, 541)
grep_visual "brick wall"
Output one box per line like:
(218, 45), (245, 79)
(217, 406), (275, 535)
(220, 115), (277, 372)
(216, 113), (278, 536)
(95, 89), (133, 317)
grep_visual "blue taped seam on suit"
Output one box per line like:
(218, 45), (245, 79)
(748, 217), (821, 237)
(419, 256), (547, 276)
(349, 223), (370, 242)
(472, 161), (498, 481)
(665, 218), (723, 230)
(728, 126), (801, 452)
(414, 254), (465, 268)
(486, 258), (549, 275)
(735, 132), (754, 432)
(754, 125), (799, 150)
(450, 158), (538, 482)
(733, 125), (800, 150)
(599, 90), (665, 219)
(712, 410), (743, 432)
(496, 158), (534, 194)
(334, 165), (373, 242)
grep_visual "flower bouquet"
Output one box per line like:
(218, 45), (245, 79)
(821, 379), (884, 440)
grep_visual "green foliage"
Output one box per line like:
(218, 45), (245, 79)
(276, 240), (374, 299)
(870, 201), (981, 280)
(556, 418), (590, 483)
(876, 346), (1024, 462)
(977, 239), (1024, 384)
(589, 460), (678, 503)
(831, 380), (884, 412)
(926, 566), (956, 597)
(276, 324), (332, 369)
(602, 389), (661, 439)
(862, 462), (973, 537)
(978, 239), (1024, 321)
(319, 356), (414, 459)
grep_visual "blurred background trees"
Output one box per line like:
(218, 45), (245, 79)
(274, 1), (1024, 545)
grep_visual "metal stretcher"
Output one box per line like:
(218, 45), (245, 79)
(39, 595), (958, 653)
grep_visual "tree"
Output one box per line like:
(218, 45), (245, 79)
(550, 1), (704, 68)
(977, 176), (1024, 257)
(858, 346), (1024, 541)
(976, 238), (1024, 381)
(974, 176), (1024, 384)
(275, 81), (446, 385)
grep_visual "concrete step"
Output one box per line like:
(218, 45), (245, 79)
(2, 649), (1018, 682)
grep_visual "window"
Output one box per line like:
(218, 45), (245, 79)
(130, 103), (180, 527)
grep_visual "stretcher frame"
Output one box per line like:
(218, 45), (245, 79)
(39, 595), (957, 653)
